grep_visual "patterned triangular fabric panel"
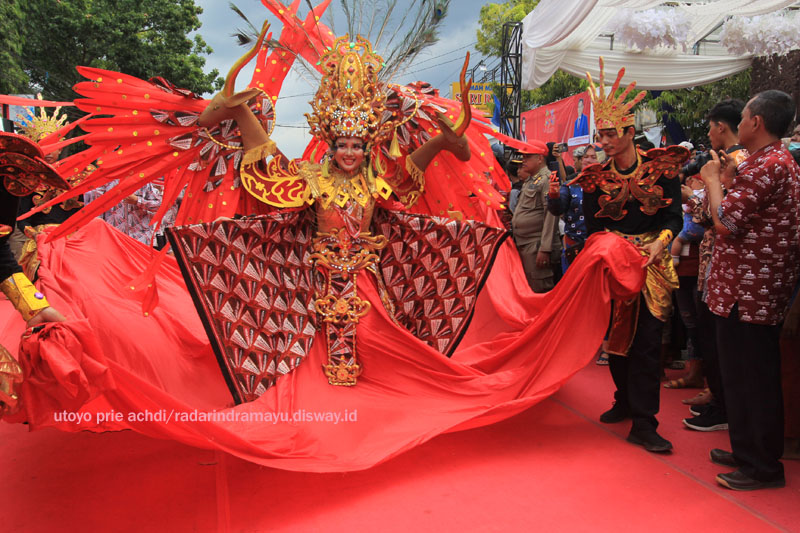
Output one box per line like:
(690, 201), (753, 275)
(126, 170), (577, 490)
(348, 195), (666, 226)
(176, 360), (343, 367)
(371, 209), (509, 356)
(167, 210), (317, 403)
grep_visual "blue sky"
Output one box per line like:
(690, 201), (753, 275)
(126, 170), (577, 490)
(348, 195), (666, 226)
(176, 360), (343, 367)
(194, 0), (495, 157)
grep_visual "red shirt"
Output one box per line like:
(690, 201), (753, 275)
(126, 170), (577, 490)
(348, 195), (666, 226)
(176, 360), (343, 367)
(706, 141), (800, 325)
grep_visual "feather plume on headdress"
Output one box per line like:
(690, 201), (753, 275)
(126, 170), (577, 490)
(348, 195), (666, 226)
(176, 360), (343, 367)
(587, 57), (646, 136)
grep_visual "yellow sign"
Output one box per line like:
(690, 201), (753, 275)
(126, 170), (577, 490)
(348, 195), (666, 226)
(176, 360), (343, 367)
(450, 82), (494, 114)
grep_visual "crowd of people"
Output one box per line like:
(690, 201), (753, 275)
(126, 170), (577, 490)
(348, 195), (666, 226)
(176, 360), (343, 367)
(504, 88), (800, 491)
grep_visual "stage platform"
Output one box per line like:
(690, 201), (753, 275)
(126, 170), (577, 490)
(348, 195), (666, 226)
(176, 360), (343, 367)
(2, 363), (797, 532)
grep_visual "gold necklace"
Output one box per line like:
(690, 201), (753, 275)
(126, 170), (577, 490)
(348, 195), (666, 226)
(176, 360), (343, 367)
(609, 150), (646, 182)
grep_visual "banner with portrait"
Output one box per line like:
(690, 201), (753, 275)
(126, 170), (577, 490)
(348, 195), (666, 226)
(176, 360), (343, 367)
(520, 91), (593, 166)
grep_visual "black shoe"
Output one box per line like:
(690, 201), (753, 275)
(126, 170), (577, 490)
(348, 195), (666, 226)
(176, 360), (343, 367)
(683, 412), (728, 432)
(689, 404), (711, 416)
(600, 403), (630, 424)
(716, 470), (785, 491)
(709, 448), (738, 467)
(627, 429), (673, 453)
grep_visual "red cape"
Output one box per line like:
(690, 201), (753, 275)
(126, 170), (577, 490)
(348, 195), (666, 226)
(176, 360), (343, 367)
(1, 218), (645, 472)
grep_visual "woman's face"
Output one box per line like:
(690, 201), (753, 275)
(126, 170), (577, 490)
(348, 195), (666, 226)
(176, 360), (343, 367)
(582, 147), (598, 166)
(332, 137), (365, 174)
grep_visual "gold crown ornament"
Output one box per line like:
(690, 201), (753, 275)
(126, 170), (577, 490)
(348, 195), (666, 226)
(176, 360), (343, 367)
(306, 36), (399, 148)
(15, 94), (68, 143)
(587, 57), (646, 136)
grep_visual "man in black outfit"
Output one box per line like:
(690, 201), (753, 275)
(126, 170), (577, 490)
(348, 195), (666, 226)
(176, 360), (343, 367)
(572, 59), (686, 453)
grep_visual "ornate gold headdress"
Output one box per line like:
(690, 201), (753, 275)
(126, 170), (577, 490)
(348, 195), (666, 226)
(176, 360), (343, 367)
(15, 94), (68, 142)
(306, 35), (397, 148)
(587, 57), (646, 136)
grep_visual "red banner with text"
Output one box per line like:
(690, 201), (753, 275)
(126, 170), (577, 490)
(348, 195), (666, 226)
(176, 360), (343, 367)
(520, 91), (593, 166)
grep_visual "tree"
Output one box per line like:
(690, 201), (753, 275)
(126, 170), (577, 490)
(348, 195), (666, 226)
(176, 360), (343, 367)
(476, 0), (538, 60)
(19, 0), (223, 110)
(750, 51), (800, 128)
(477, 0), (587, 110)
(0, 1), (28, 94)
(645, 70), (751, 144)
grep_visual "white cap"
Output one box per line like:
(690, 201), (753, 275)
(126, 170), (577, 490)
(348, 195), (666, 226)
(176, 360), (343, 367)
(679, 141), (694, 150)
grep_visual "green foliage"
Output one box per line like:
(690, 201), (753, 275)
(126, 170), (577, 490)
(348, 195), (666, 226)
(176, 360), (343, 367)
(477, 0), (586, 110)
(522, 70), (588, 110)
(18, 0), (223, 107)
(476, 0), (538, 58)
(0, 1), (28, 94)
(644, 69), (752, 143)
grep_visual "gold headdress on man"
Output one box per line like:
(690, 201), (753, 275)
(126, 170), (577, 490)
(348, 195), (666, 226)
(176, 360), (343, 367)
(15, 94), (68, 143)
(587, 57), (646, 136)
(306, 35), (400, 148)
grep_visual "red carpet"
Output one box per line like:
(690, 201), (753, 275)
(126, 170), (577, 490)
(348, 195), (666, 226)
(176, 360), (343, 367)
(2, 363), (797, 532)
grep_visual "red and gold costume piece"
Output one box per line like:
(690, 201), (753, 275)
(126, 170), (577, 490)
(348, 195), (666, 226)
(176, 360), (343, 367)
(1, 272), (50, 322)
(15, 94), (68, 143)
(306, 36), (398, 149)
(604, 231), (679, 355)
(586, 57), (646, 137)
(569, 146), (689, 221)
(0, 344), (23, 418)
(311, 227), (387, 386)
(0, 132), (70, 198)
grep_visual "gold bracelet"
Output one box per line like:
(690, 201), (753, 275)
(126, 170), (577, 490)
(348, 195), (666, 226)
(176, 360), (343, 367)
(0, 273), (50, 322)
(657, 229), (674, 247)
(405, 157), (425, 188)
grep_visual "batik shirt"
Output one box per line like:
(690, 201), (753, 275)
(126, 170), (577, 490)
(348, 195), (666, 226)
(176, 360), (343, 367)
(706, 142), (800, 325)
(84, 181), (169, 245)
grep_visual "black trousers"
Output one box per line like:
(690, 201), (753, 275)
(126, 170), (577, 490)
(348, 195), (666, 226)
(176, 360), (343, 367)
(715, 305), (784, 481)
(608, 296), (664, 432)
(675, 277), (699, 358)
(695, 292), (725, 417)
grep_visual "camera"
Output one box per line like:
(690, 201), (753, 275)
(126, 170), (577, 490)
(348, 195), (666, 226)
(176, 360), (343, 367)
(682, 151), (712, 177)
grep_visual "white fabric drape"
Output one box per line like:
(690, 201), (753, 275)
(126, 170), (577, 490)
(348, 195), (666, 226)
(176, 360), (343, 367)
(521, 0), (798, 90)
(558, 48), (753, 90)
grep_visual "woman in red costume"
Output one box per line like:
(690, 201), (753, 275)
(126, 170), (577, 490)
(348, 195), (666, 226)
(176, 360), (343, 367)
(2, 3), (651, 471)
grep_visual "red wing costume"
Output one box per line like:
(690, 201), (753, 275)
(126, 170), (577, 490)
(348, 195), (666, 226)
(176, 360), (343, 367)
(1, 0), (648, 471)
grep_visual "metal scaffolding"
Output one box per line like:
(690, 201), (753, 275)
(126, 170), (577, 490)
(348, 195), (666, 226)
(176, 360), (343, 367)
(498, 21), (522, 141)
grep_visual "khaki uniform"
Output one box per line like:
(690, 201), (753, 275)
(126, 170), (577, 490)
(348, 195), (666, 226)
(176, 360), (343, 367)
(512, 166), (561, 292)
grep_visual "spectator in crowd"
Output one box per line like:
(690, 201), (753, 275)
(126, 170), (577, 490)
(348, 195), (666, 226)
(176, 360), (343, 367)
(506, 158), (526, 214)
(783, 270), (800, 460)
(84, 180), (175, 246)
(787, 123), (799, 150)
(663, 172), (705, 391)
(511, 140), (561, 293)
(782, 139), (800, 460)
(547, 144), (597, 271)
(700, 90), (800, 491)
(593, 143), (606, 163)
(681, 98), (746, 430)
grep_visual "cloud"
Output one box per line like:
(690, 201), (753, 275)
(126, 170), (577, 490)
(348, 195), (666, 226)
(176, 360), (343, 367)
(194, 0), (489, 158)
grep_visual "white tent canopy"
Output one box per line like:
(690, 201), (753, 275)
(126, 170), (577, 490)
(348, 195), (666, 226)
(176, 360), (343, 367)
(521, 0), (798, 90)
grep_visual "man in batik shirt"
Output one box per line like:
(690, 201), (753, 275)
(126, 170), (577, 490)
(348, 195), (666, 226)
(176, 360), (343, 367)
(700, 90), (800, 491)
(85, 180), (175, 246)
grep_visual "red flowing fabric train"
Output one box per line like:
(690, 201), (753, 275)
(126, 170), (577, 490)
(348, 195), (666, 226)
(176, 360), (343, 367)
(1, 218), (645, 472)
